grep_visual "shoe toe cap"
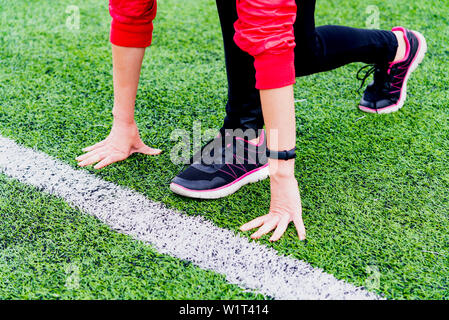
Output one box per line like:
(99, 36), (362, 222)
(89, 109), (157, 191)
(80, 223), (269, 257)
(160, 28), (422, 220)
(359, 97), (396, 111)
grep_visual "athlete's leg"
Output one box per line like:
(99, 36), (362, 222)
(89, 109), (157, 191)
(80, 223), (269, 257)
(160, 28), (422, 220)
(294, 0), (427, 113)
(169, 1), (269, 199)
(294, 0), (398, 76)
(216, 0), (264, 131)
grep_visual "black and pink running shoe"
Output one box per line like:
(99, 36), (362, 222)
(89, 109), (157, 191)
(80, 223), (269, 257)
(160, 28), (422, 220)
(358, 27), (427, 114)
(170, 129), (269, 199)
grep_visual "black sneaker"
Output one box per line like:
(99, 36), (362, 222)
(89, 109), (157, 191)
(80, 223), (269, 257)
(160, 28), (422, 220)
(170, 129), (269, 199)
(358, 27), (427, 114)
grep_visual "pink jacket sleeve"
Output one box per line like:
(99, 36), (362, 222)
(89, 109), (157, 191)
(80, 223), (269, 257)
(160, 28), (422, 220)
(234, 0), (297, 90)
(109, 0), (157, 48)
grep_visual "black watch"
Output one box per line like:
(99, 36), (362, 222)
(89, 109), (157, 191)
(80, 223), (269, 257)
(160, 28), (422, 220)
(266, 147), (296, 160)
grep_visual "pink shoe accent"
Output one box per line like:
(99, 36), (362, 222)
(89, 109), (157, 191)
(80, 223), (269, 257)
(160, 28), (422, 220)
(235, 129), (265, 147)
(390, 26), (411, 66)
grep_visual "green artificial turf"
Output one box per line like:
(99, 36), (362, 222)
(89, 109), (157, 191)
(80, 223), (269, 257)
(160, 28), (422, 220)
(0, 174), (264, 299)
(0, 0), (449, 299)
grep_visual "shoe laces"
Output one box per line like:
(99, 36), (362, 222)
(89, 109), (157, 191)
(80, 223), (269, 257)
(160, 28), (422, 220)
(357, 63), (403, 95)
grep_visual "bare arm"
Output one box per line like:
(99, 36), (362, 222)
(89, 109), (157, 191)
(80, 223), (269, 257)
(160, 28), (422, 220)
(111, 44), (145, 123)
(76, 44), (161, 169)
(240, 85), (306, 241)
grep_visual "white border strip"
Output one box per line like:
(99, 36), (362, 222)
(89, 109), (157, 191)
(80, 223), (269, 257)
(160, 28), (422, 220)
(0, 136), (380, 300)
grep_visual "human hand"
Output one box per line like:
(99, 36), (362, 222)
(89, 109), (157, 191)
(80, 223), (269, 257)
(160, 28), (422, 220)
(76, 120), (161, 169)
(240, 173), (306, 242)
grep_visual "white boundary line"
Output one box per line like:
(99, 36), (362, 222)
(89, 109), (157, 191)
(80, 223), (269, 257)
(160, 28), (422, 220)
(0, 135), (380, 300)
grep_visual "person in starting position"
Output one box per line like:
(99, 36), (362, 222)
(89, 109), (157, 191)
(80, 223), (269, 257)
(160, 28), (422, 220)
(77, 0), (427, 242)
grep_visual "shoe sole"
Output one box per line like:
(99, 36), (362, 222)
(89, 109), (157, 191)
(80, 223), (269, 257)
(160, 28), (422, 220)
(169, 164), (270, 200)
(359, 30), (428, 114)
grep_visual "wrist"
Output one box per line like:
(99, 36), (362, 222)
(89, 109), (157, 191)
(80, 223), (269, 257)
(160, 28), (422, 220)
(112, 104), (135, 124)
(112, 107), (135, 126)
(269, 158), (295, 180)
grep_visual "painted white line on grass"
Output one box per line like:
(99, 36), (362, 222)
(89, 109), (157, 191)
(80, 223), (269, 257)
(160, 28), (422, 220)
(0, 136), (381, 300)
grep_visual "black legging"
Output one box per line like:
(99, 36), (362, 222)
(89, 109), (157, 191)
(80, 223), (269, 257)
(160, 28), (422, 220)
(217, 0), (398, 131)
